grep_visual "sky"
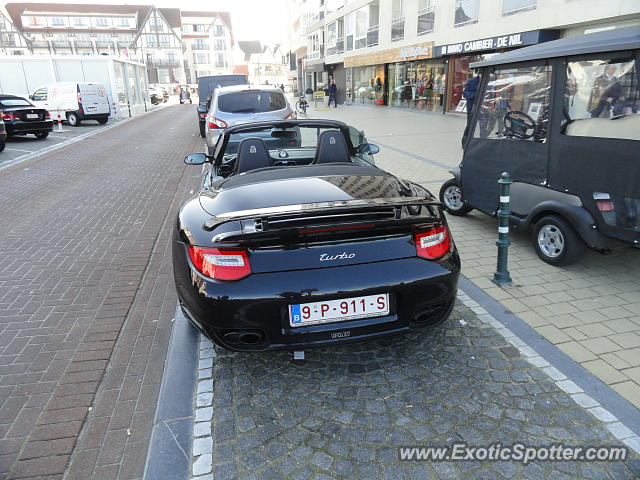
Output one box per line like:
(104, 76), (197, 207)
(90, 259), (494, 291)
(3, 0), (291, 45)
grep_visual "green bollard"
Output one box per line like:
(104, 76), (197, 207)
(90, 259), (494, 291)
(492, 172), (513, 285)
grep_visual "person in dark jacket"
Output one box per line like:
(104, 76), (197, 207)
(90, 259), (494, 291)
(328, 79), (338, 108)
(461, 71), (480, 145)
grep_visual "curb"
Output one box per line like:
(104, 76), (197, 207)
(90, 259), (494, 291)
(143, 304), (199, 480)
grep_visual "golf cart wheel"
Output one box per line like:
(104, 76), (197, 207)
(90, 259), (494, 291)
(439, 179), (473, 216)
(533, 215), (585, 266)
(67, 112), (81, 127)
(199, 122), (206, 138)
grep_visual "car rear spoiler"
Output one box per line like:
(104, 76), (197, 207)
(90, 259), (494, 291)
(202, 197), (443, 241)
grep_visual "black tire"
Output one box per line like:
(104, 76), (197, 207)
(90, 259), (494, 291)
(199, 122), (206, 138)
(532, 215), (586, 266)
(67, 112), (81, 127)
(295, 100), (307, 115)
(439, 178), (473, 216)
(97, 116), (108, 125)
(35, 131), (49, 139)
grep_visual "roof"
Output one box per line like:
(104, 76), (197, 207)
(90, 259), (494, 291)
(471, 26), (640, 69)
(215, 85), (282, 94)
(158, 8), (181, 29)
(5, 3), (152, 29)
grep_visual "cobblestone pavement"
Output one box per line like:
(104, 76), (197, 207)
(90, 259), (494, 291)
(308, 104), (640, 410)
(0, 104), (199, 478)
(192, 298), (639, 480)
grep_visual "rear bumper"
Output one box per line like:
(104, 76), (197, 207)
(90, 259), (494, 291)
(5, 121), (53, 135)
(79, 112), (109, 120)
(173, 240), (460, 351)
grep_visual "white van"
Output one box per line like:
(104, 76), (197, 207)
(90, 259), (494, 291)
(30, 82), (110, 127)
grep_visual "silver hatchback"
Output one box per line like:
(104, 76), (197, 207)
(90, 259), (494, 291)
(205, 85), (294, 155)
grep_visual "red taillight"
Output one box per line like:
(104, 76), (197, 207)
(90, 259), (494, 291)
(596, 200), (614, 212)
(208, 117), (228, 129)
(200, 113), (207, 119)
(45, 111), (51, 119)
(1, 113), (17, 120)
(414, 225), (451, 260)
(188, 246), (251, 281)
(285, 112), (295, 119)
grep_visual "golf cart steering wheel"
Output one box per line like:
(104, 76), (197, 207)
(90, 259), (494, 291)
(503, 111), (536, 140)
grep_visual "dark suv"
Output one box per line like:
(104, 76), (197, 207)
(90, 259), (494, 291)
(196, 75), (248, 137)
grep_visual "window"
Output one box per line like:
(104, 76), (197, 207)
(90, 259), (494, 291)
(455, 0), (479, 26)
(563, 58), (639, 141)
(73, 17), (86, 26)
(417, 0), (435, 34)
(95, 17), (109, 27)
(194, 52), (209, 64)
(214, 24), (224, 37)
(158, 35), (171, 47)
(326, 22), (337, 48)
(32, 88), (48, 101)
(214, 39), (226, 50)
(146, 35), (158, 47)
(117, 18), (131, 28)
(193, 39), (208, 50)
(217, 91), (287, 113)
(474, 65), (552, 142)
(193, 24), (206, 33)
(355, 7), (368, 49)
(345, 12), (355, 51)
(391, 0), (404, 41)
(51, 17), (65, 27)
(503, 0), (536, 15)
(215, 53), (225, 68)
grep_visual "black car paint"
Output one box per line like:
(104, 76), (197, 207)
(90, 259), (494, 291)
(0, 118), (6, 152)
(0, 95), (53, 137)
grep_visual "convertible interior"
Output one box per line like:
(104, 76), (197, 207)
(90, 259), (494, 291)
(212, 124), (377, 178)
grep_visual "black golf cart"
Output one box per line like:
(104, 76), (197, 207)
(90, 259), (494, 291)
(440, 26), (640, 266)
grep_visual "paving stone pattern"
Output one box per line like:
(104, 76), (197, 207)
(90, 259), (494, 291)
(194, 297), (639, 479)
(311, 104), (640, 410)
(0, 106), (199, 478)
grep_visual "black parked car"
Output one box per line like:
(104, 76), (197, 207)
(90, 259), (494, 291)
(0, 118), (6, 152)
(173, 120), (460, 351)
(0, 95), (53, 139)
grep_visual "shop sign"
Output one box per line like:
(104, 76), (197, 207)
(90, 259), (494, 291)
(400, 46), (430, 59)
(436, 30), (551, 56)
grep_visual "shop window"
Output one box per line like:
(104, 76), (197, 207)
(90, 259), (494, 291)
(563, 58), (639, 141)
(474, 65), (552, 142)
(503, 0), (536, 15)
(454, 0), (479, 26)
(417, 0), (435, 34)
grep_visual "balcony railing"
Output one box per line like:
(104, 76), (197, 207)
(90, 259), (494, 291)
(391, 17), (404, 41)
(326, 36), (344, 56)
(366, 26), (379, 47)
(148, 58), (180, 67)
(417, 7), (435, 34)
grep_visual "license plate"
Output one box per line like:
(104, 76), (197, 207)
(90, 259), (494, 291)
(289, 294), (389, 327)
(26, 113), (38, 119)
(87, 107), (96, 111)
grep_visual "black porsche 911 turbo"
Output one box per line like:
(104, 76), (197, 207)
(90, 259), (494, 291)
(173, 120), (460, 351)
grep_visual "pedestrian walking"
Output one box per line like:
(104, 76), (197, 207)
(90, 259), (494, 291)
(328, 79), (338, 108)
(461, 71), (480, 145)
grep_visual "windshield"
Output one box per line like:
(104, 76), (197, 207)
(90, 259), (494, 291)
(217, 91), (287, 114)
(0, 98), (32, 107)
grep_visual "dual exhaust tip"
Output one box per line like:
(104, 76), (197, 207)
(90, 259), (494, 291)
(222, 329), (265, 346)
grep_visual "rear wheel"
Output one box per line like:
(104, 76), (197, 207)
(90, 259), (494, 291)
(533, 215), (585, 266)
(67, 112), (81, 127)
(439, 179), (473, 216)
(97, 116), (108, 125)
(35, 131), (49, 139)
(199, 122), (206, 137)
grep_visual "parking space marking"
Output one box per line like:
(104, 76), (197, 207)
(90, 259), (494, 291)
(3, 148), (33, 153)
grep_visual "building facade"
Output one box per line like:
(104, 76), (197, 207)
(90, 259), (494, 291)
(0, 3), (235, 85)
(290, 0), (640, 111)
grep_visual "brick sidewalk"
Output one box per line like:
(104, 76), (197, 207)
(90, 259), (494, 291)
(311, 104), (640, 410)
(0, 105), (199, 478)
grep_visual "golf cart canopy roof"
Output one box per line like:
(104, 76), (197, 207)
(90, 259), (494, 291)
(471, 26), (640, 69)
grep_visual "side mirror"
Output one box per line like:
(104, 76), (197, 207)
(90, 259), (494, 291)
(184, 153), (207, 165)
(358, 143), (380, 155)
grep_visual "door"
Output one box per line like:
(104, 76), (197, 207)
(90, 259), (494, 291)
(549, 52), (640, 244)
(460, 63), (553, 215)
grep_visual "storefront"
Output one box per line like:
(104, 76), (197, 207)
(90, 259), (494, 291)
(435, 30), (560, 112)
(388, 57), (447, 113)
(304, 60), (328, 92)
(345, 41), (434, 107)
